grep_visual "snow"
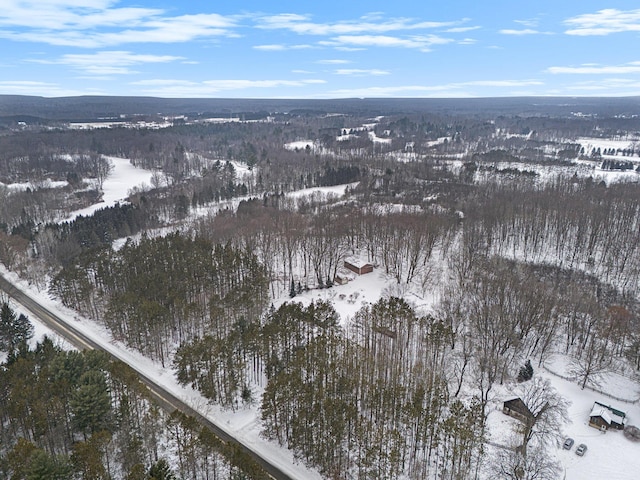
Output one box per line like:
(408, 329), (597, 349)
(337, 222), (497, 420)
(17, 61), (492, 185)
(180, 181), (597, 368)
(577, 136), (640, 154)
(286, 182), (358, 200)
(62, 156), (155, 222)
(368, 131), (392, 144)
(284, 140), (315, 151)
(426, 136), (451, 147)
(1, 179), (68, 191)
(281, 268), (391, 325)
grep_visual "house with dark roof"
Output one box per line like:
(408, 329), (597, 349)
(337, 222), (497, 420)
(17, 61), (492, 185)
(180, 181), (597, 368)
(589, 401), (626, 431)
(502, 397), (534, 424)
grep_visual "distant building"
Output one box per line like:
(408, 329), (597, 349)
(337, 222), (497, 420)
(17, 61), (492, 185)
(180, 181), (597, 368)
(502, 397), (534, 424)
(589, 402), (626, 431)
(344, 259), (374, 276)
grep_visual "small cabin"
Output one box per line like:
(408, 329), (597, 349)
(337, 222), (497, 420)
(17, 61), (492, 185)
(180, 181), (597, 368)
(503, 397), (534, 424)
(344, 259), (374, 275)
(333, 275), (349, 286)
(589, 402), (626, 431)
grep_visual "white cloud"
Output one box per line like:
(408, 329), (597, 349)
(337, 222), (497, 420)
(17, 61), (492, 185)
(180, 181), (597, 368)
(334, 47), (365, 52)
(499, 29), (545, 35)
(131, 77), (327, 97)
(458, 38), (477, 45)
(334, 69), (390, 76)
(564, 9), (640, 36)
(30, 50), (183, 75)
(0, 3), (239, 47)
(0, 80), (90, 96)
(322, 34), (453, 52)
(514, 18), (540, 28)
(253, 44), (286, 51)
(0, 1), (161, 31)
(326, 79), (544, 98)
(462, 80), (543, 87)
(316, 59), (350, 64)
(253, 43), (313, 51)
(547, 61), (640, 74)
(256, 13), (465, 36)
(445, 26), (481, 33)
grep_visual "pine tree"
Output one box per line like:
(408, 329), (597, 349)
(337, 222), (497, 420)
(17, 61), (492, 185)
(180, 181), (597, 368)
(0, 303), (33, 352)
(0, 302), (17, 350)
(71, 370), (113, 435)
(517, 359), (534, 382)
(289, 279), (296, 298)
(26, 450), (73, 480)
(148, 458), (177, 480)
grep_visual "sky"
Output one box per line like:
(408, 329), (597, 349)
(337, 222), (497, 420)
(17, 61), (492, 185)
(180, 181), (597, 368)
(1, 1), (640, 98)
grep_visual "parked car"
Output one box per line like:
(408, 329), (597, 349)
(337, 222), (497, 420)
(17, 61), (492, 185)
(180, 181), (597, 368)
(563, 438), (574, 450)
(576, 444), (588, 456)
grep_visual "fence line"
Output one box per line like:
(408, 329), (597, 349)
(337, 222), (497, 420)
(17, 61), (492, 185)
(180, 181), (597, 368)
(542, 365), (640, 405)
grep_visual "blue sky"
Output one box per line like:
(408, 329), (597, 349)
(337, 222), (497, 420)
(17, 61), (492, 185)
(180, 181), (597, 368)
(1, 1), (640, 98)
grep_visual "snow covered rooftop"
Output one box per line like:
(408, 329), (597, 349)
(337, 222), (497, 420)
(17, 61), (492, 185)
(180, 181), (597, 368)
(589, 402), (626, 426)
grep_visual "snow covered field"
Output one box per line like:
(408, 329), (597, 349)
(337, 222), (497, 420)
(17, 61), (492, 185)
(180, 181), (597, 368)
(62, 156), (156, 221)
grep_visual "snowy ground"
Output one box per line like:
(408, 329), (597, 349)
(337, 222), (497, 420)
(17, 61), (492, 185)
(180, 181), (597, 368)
(486, 354), (640, 480)
(0, 179), (68, 191)
(62, 156), (156, 222)
(284, 140), (315, 151)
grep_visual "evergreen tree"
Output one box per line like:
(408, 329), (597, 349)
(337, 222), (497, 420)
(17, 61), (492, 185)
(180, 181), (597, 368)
(517, 359), (534, 382)
(289, 278), (296, 298)
(71, 370), (113, 435)
(26, 450), (73, 480)
(148, 458), (176, 480)
(0, 303), (34, 352)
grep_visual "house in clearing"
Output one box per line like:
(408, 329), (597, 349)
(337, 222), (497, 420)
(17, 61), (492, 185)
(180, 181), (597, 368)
(344, 259), (374, 276)
(502, 397), (534, 424)
(589, 401), (626, 431)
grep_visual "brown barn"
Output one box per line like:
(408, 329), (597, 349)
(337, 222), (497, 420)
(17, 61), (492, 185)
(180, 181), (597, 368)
(503, 397), (534, 424)
(589, 402), (626, 431)
(344, 259), (374, 275)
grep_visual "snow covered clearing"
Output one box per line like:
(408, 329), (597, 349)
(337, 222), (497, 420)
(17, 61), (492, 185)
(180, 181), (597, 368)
(368, 131), (392, 144)
(577, 137), (640, 154)
(286, 182), (358, 200)
(1, 179), (68, 191)
(62, 156), (155, 222)
(284, 140), (315, 151)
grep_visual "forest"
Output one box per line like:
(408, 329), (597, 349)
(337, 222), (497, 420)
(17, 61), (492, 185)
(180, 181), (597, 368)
(1, 96), (640, 479)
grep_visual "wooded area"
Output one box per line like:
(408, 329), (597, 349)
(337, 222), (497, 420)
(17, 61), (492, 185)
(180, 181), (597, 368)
(1, 98), (640, 479)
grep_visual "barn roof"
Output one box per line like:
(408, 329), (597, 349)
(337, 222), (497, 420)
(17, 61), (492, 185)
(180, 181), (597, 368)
(344, 257), (373, 269)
